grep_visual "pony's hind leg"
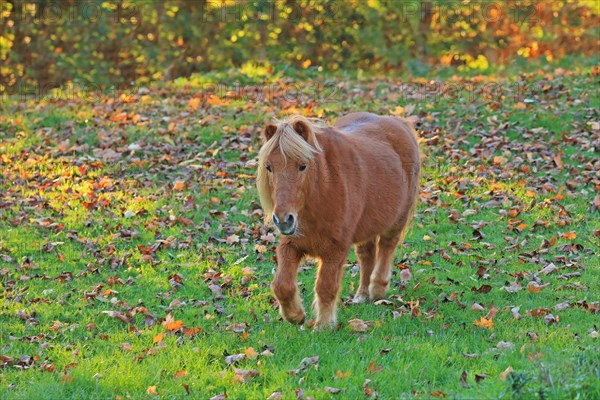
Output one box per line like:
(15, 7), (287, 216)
(353, 239), (377, 303)
(313, 252), (347, 329)
(369, 230), (404, 301)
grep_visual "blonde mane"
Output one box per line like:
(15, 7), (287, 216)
(257, 115), (325, 223)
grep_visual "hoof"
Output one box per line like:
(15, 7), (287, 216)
(352, 293), (368, 304)
(282, 309), (306, 325)
(368, 283), (388, 301)
(313, 319), (336, 331)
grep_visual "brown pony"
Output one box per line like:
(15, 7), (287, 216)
(257, 113), (420, 329)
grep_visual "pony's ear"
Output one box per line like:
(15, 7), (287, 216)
(293, 120), (310, 141)
(263, 124), (277, 141)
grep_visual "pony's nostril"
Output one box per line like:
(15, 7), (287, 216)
(284, 214), (294, 226)
(272, 214), (280, 225)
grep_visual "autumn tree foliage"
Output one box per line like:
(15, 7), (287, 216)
(0, 0), (598, 89)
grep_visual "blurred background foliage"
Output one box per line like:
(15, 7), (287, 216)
(0, 0), (598, 90)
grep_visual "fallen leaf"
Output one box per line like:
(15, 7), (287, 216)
(367, 361), (383, 373)
(496, 341), (514, 350)
(460, 370), (469, 388)
(400, 268), (412, 283)
(244, 347), (258, 360)
(234, 368), (260, 382)
(147, 386), (158, 395)
(473, 317), (493, 330)
(174, 370), (188, 379)
(153, 333), (164, 343)
(471, 284), (492, 294)
(348, 319), (370, 332)
(499, 366), (513, 381)
(225, 354), (245, 365)
(527, 281), (550, 293)
(324, 387), (342, 394)
(335, 369), (351, 379)
(539, 263), (559, 275)
(163, 314), (184, 331)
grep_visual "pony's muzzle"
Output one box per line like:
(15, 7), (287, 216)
(273, 212), (297, 235)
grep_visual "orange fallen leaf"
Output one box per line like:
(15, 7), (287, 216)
(173, 181), (185, 191)
(163, 314), (184, 332)
(473, 317), (493, 330)
(174, 370), (188, 379)
(244, 347), (258, 360)
(188, 97), (201, 111)
(563, 231), (577, 240)
(335, 369), (351, 379)
(153, 333), (164, 343)
(367, 361), (384, 373)
(147, 386), (158, 395)
(527, 281), (550, 293)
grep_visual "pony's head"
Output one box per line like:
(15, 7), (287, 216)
(257, 115), (323, 235)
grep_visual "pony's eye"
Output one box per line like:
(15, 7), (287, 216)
(266, 164), (272, 172)
(299, 164), (307, 172)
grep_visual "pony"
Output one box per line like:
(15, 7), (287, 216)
(257, 113), (420, 329)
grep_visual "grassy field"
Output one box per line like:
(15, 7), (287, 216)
(1, 62), (599, 399)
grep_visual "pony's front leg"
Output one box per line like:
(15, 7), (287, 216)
(313, 252), (347, 329)
(271, 243), (305, 324)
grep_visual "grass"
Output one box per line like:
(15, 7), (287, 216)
(0, 61), (599, 399)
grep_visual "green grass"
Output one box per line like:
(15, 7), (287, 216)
(0, 62), (599, 399)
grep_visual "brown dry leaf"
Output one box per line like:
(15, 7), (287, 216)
(335, 369), (351, 379)
(473, 317), (493, 330)
(485, 307), (498, 320)
(544, 313), (559, 324)
(554, 301), (570, 311)
(147, 386), (158, 396)
(174, 370), (188, 379)
(348, 319), (370, 332)
(226, 234), (240, 245)
(527, 281), (550, 293)
(471, 284), (492, 294)
(267, 393), (282, 400)
(431, 390), (447, 397)
(563, 231), (577, 240)
(400, 268), (412, 283)
(234, 368), (260, 382)
(324, 387), (342, 394)
(102, 310), (130, 324)
(539, 263), (559, 275)
(470, 303), (485, 312)
(460, 370), (469, 388)
(499, 366), (513, 381)
(367, 361), (383, 374)
(501, 282), (523, 293)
